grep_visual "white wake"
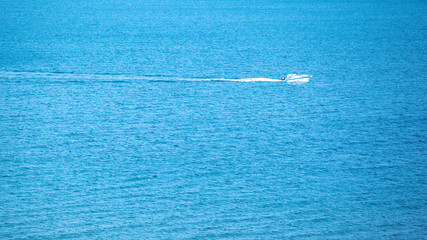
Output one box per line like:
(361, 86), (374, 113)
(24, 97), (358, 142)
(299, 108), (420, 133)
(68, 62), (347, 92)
(0, 71), (300, 83)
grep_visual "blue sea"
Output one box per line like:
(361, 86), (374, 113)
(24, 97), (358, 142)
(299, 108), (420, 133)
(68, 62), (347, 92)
(0, 0), (426, 239)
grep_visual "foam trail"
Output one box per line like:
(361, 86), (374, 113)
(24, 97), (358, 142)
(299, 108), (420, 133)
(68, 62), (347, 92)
(156, 77), (283, 82)
(0, 71), (151, 81)
(0, 71), (288, 83)
(229, 78), (282, 82)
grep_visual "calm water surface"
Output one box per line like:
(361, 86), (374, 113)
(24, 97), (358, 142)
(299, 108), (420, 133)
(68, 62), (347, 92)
(0, 0), (426, 239)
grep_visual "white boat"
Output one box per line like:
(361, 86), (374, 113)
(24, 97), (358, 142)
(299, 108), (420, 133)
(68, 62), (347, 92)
(282, 72), (312, 83)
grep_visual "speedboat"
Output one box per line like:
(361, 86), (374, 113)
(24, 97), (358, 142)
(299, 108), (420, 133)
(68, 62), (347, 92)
(281, 72), (312, 83)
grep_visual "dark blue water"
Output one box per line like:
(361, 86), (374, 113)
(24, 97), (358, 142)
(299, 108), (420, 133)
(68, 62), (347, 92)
(1, 0), (426, 239)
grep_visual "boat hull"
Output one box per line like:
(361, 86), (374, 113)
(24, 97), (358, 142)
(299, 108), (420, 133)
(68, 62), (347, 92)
(286, 75), (311, 83)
